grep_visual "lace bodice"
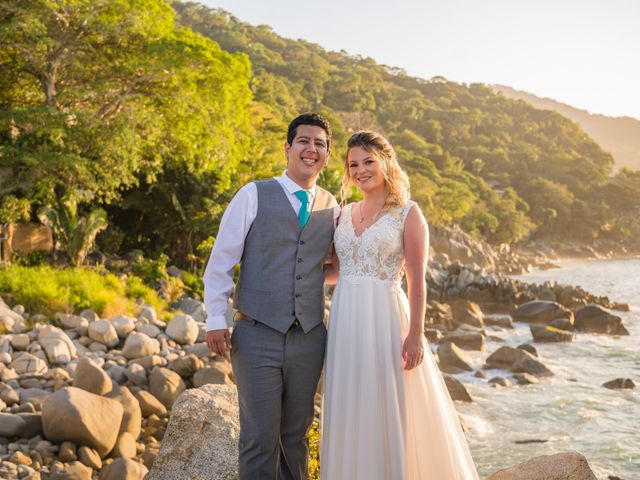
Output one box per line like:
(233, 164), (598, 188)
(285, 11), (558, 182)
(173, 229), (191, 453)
(335, 202), (414, 283)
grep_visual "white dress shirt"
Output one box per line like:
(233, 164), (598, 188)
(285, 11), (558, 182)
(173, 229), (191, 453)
(203, 172), (339, 331)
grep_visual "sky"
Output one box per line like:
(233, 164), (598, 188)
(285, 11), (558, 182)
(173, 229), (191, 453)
(199, 0), (640, 120)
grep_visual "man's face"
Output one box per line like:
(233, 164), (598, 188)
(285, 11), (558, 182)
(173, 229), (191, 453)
(285, 124), (329, 187)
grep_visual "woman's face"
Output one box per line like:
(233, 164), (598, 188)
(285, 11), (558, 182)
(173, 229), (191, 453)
(347, 146), (385, 194)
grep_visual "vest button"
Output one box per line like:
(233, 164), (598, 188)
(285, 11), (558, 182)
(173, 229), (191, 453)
(297, 258), (303, 263)
(296, 275), (302, 280)
(295, 293), (301, 298)
(299, 240), (305, 245)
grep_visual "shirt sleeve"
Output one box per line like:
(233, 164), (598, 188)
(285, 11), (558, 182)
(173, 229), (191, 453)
(203, 183), (257, 331)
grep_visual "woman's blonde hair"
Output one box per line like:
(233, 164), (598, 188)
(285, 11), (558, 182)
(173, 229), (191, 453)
(340, 131), (410, 208)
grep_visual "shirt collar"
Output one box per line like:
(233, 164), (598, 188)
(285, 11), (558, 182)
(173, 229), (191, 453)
(280, 171), (316, 198)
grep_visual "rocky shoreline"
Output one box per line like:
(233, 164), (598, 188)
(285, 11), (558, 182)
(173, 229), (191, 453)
(0, 256), (634, 479)
(0, 227), (635, 479)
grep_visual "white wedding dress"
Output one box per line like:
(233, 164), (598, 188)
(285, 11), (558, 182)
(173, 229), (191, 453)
(321, 202), (479, 480)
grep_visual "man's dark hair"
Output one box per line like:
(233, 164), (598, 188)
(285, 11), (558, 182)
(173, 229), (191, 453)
(286, 113), (332, 151)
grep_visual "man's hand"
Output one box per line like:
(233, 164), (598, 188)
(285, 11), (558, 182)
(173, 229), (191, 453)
(207, 329), (232, 357)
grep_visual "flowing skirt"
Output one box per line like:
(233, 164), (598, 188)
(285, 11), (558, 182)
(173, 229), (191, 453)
(321, 276), (479, 480)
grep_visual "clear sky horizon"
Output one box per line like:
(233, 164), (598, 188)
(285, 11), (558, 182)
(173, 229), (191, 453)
(198, 0), (640, 120)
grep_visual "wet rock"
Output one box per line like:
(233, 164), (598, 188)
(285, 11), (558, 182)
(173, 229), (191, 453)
(511, 301), (572, 324)
(530, 324), (576, 343)
(441, 331), (485, 351)
(516, 343), (538, 357)
(451, 299), (484, 328)
(437, 342), (473, 372)
(486, 451), (597, 479)
(443, 374), (472, 402)
(485, 346), (552, 377)
(489, 376), (512, 387)
(574, 305), (629, 335)
(512, 373), (539, 385)
(602, 378), (635, 389)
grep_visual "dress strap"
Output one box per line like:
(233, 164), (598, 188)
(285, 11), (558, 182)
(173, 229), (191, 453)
(400, 201), (416, 223)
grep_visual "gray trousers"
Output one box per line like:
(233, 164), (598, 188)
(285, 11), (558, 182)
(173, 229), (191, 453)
(231, 319), (326, 480)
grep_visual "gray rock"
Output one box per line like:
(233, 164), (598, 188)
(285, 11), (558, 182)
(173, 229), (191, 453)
(149, 367), (185, 409)
(9, 352), (48, 375)
(124, 363), (147, 387)
(42, 386), (124, 457)
(106, 386), (142, 439)
(122, 332), (160, 360)
(16, 412), (43, 437)
(88, 320), (119, 347)
(486, 451), (597, 479)
(485, 346), (553, 377)
(602, 378), (635, 389)
(110, 316), (136, 338)
(0, 383), (20, 405)
(57, 314), (90, 336)
(443, 374), (472, 402)
(73, 357), (113, 395)
(511, 301), (572, 324)
(437, 342), (473, 372)
(147, 385), (239, 480)
(133, 389), (167, 417)
(451, 299), (484, 328)
(165, 314), (198, 345)
(192, 365), (233, 387)
(574, 305), (629, 335)
(19, 387), (49, 409)
(0, 412), (26, 437)
(49, 460), (93, 480)
(530, 324), (576, 343)
(98, 457), (148, 480)
(135, 323), (161, 338)
(78, 446), (102, 469)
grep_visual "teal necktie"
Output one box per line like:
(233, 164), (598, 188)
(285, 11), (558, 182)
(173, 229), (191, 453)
(294, 190), (312, 228)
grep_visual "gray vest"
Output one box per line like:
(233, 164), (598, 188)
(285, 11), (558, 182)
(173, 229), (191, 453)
(233, 179), (336, 333)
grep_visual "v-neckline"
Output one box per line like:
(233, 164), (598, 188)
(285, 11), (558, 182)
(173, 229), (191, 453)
(349, 203), (389, 238)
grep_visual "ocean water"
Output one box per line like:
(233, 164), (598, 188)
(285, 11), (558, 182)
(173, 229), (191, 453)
(457, 258), (640, 479)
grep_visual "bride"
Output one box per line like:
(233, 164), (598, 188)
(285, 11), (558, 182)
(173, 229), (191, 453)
(321, 131), (479, 479)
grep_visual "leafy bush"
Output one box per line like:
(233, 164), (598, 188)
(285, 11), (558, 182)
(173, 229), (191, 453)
(0, 265), (165, 318)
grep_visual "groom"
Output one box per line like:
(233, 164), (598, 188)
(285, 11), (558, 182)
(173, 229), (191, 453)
(203, 113), (338, 479)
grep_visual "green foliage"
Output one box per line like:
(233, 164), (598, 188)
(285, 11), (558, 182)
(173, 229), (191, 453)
(308, 421), (320, 480)
(0, 265), (165, 317)
(131, 253), (170, 286)
(37, 197), (108, 266)
(9, 249), (49, 267)
(0, 195), (31, 224)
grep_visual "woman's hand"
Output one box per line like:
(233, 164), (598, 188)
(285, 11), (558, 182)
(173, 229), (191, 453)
(402, 332), (425, 370)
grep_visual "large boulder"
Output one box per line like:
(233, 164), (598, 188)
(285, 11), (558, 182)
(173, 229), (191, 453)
(487, 451), (597, 479)
(165, 314), (199, 345)
(441, 331), (485, 351)
(485, 346), (553, 377)
(106, 386), (142, 439)
(0, 412), (26, 437)
(437, 342), (473, 372)
(147, 384), (239, 480)
(149, 367), (186, 409)
(530, 324), (576, 343)
(73, 357), (113, 395)
(443, 374), (472, 402)
(451, 299), (484, 328)
(42, 387), (124, 457)
(574, 305), (629, 335)
(511, 301), (572, 324)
